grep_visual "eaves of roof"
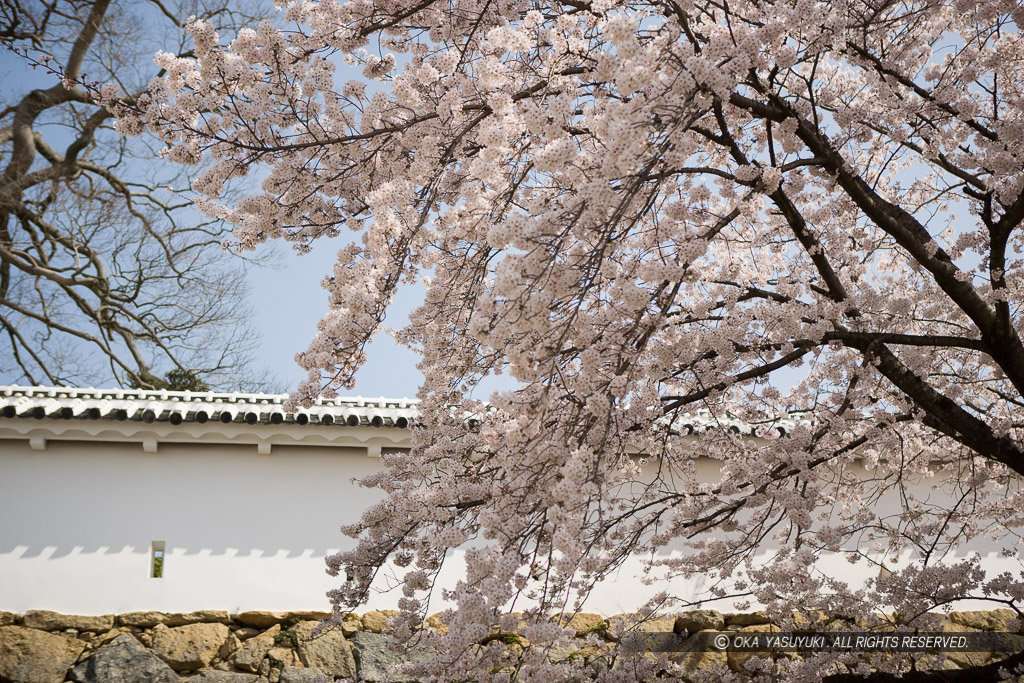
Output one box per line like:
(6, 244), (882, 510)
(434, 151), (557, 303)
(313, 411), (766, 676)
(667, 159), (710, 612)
(0, 386), (799, 439)
(0, 385), (417, 429)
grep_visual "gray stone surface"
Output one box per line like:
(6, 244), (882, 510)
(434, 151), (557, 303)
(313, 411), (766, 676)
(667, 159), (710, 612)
(231, 624), (280, 672)
(69, 633), (179, 683)
(279, 667), (329, 683)
(294, 621), (356, 678)
(189, 671), (260, 682)
(218, 632), (243, 660)
(0, 625), (85, 683)
(350, 631), (430, 682)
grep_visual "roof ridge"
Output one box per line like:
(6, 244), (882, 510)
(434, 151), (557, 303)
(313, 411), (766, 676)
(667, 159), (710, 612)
(0, 384), (419, 405)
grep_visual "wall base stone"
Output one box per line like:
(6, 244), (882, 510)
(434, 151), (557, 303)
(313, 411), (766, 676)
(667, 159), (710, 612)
(0, 626), (85, 683)
(0, 609), (1020, 681)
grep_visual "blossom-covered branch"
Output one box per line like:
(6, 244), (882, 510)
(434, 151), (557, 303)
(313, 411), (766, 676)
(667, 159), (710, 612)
(118, 0), (1024, 679)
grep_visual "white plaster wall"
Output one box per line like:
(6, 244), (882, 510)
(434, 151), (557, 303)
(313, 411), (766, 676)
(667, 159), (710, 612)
(0, 436), (1020, 615)
(0, 439), (383, 614)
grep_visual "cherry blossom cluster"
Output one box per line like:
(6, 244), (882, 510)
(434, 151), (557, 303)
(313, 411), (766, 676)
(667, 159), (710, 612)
(106, 0), (1024, 679)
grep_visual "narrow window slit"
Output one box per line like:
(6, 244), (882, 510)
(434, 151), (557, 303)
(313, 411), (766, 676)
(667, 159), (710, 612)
(151, 541), (165, 578)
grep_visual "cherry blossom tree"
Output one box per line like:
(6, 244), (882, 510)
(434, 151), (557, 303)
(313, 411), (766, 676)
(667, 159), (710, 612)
(0, 0), (273, 389)
(109, 0), (1024, 679)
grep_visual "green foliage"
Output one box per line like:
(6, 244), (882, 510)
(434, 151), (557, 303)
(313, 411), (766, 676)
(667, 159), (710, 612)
(164, 368), (211, 391)
(499, 632), (522, 645)
(274, 629), (299, 649)
(273, 616), (302, 649)
(130, 369), (210, 392)
(152, 556), (163, 578)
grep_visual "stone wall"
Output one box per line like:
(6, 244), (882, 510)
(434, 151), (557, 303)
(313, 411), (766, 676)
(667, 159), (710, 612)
(0, 608), (1022, 682)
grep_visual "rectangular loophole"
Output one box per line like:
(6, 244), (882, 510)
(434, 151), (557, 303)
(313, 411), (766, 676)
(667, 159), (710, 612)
(151, 541), (165, 578)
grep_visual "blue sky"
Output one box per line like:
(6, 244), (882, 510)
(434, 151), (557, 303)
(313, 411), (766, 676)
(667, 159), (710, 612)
(248, 242), (425, 398)
(0, 43), (425, 398)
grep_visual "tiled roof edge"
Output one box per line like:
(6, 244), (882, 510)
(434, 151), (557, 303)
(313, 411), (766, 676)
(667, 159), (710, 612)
(0, 385), (418, 428)
(0, 386), (800, 436)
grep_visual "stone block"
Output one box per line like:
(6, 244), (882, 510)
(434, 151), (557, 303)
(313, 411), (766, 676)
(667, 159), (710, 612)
(189, 672), (259, 682)
(151, 622), (230, 671)
(674, 610), (725, 634)
(725, 611), (770, 627)
(22, 611), (114, 632)
(164, 610), (232, 627)
(950, 609), (1019, 632)
(294, 620), (356, 678)
(280, 667), (327, 683)
(0, 625), (85, 683)
(231, 625), (280, 673)
(361, 610), (398, 634)
(69, 633), (179, 683)
(117, 612), (168, 628)
(350, 630), (431, 682)
(234, 612), (287, 628)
